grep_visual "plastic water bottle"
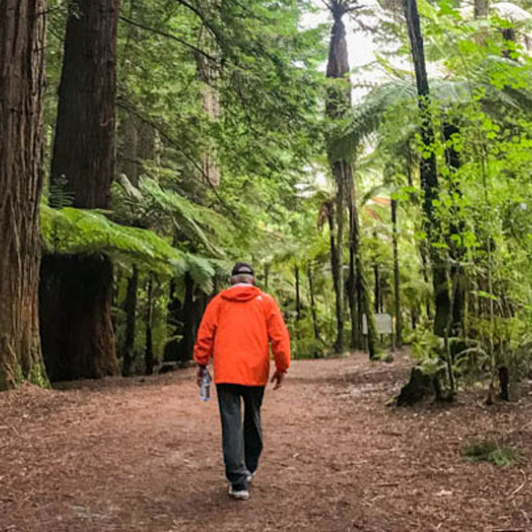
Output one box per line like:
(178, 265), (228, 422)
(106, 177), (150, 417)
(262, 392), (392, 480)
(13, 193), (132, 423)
(200, 367), (211, 402)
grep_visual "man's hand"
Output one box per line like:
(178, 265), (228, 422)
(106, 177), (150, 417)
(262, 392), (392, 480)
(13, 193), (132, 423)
(270, 370), (285, 390)
(196, 365), (206, 387)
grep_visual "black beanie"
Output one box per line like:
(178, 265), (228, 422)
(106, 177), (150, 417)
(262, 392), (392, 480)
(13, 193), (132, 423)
(231, 262), (255, 276)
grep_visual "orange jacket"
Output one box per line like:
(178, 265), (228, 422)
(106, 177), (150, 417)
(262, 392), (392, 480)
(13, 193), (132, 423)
(193, 284), (291, 386)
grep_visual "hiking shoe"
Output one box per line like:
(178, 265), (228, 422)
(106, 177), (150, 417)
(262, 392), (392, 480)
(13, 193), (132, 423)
(229, 485), (249, 500)
(246, 472), (255, 483)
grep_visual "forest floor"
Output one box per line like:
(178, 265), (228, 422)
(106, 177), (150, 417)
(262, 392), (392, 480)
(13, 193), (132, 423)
(1, 351), (532, 532)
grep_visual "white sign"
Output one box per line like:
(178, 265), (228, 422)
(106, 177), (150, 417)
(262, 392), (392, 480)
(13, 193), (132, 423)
(362, 313), (393, 335)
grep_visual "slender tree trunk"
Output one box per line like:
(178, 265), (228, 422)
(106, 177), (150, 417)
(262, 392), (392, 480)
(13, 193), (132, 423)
(391, 199), (403, 347)
(40, 0), (121, 381)
(122, 266), (138, 377)
(118, 114), (140, 376)
(443, 122), (466, 338)
(347, 165), (378, 357)
(295, 265), (302, 321)
(163, 278), (181, 363)
(373, 263), (380, 313)
(327, 206), (343, 351)
(307, 263), (321, 341)
(326, 11), (349, 353)
(347, 246), (359, 349)
(403, 0), (451, 337)
(145, 273), (154, 375)
(0, 0), (48, 390)
(181, 273), (195, 362)
(264, 264), (270, 291)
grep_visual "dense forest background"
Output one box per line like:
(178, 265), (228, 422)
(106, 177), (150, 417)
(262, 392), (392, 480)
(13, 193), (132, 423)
(3, 0), (532, 404)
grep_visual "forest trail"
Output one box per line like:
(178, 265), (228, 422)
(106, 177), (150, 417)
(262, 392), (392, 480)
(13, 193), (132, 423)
(1, 353), (532, 532)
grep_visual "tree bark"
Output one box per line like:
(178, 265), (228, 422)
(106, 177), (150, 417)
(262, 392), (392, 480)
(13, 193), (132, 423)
(307, 263), (321, 341)
(295, 265), (302, 322)
(373, 262), (380, 313)
(145, 273), (155, 375)
(122, 266), (139, 377)
(403, 0), (451, 337)
(181, 273), (196, 362)
(391, 199), (403, 347)
(326, 9), (350, 354)
(40, 255), (118, 381)
(40, 0), (121, 381)
(326, 4), (377, 355)
(196, 6), (221, 188)
(443, 122), (466, 338)
(0, 0), (48, 390)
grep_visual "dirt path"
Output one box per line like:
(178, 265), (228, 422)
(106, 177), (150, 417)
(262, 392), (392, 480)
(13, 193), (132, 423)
(1, 352), (532, 531)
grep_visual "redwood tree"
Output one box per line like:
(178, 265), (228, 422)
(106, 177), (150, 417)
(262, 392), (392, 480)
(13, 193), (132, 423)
(0, 0), (48, 390)
(40, 0), (121, 381)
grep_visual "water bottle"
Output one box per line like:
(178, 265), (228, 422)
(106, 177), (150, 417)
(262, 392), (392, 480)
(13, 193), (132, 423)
(200, 367), (211, 401)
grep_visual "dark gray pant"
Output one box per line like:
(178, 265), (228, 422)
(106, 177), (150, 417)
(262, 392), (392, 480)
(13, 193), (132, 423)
(217, 384), (265, 490)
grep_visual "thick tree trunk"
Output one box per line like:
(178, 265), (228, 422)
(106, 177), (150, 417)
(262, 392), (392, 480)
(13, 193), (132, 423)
(40, 255), (118, 381)
(403, 0), (451, 337)
(0, 0), (48, 390)
(41, 0), (121, 381)
(391, 199), (403, 347)
(196, 0), (221, 187)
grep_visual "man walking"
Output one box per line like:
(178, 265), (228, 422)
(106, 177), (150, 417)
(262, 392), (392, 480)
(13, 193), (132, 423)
(194, 262), (291, 500)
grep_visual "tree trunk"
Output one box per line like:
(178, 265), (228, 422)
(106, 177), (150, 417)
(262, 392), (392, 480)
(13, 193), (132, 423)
(391, 199), (403, 347)
(163, 278), (182, 363)
(122, 266), (139, 377)
(403, 0), (451, 337)
(373, 262), (380, 313)
(196, 13), (221, 188)
(0, 0), (48, 390)
(307, 263), (321, 341)
(145, 273), (155, 375)
(443, 122), (466, 338)
(264, 263), (270, 291)
(181, 273), (196, 362)
(295, 265), (302, 321)
(40, 0), (121, 381)
(40, 255), (118, 381)
(118, 112), (140, 376)
(347, 246), (359, 350)
(326, 10), (350, 353)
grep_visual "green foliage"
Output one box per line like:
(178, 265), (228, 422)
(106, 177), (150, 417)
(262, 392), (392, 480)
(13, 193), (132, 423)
(41, 204), (186, 275)
(463, 441), (517, 467)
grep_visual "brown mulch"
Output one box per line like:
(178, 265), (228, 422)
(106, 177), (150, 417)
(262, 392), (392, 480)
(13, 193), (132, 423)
(1, 351), (531, 532)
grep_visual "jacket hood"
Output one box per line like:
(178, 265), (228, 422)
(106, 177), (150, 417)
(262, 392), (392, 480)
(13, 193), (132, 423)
(221, 284), (262, 302)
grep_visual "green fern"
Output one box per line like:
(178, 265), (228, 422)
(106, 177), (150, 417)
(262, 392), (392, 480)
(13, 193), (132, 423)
(41, 204), (187, 275)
